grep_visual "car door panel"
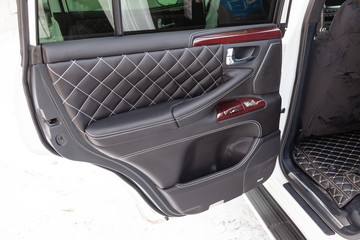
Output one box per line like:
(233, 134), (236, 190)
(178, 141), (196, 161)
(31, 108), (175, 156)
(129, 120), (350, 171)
(30, 24), (282, 215)
(161, 131), (279, 214)
(83, 69), (254, 146)
(46, 44), (225, 131)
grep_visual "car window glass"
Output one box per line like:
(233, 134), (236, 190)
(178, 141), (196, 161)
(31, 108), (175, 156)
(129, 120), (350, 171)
(121, 0), (277, 34)
(38, 0), (277, 43)
(38, 0), (114, 43)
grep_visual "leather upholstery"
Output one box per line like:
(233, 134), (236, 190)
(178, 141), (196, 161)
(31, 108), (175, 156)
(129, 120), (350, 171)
(294, 131), (360, 208)
(47, 45), (223, 130)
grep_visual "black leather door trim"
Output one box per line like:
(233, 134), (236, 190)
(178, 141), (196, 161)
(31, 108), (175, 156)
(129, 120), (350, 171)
(117, 120), (261, 159)
(27, 23), (283, 215)
(47, 45), (224, 131)
(173, 69), (254, 127)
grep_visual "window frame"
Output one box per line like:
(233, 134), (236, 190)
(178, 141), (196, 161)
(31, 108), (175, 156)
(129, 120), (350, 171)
(36, 0), (282, 45)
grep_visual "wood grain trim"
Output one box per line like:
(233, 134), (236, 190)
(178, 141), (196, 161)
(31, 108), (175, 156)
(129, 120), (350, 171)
(193, 27), (281, 46)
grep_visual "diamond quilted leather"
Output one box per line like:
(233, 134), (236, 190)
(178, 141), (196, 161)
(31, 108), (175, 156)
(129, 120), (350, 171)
(293, 131), (360, 208)
(47, 45), (223, 130)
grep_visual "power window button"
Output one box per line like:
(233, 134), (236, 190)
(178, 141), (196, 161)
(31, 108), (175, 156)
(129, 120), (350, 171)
(243, 100), (257, 107)
(229, 108), (240, 114)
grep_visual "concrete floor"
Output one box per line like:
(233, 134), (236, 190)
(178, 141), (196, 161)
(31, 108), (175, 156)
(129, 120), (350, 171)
(0, 1), (270, 239)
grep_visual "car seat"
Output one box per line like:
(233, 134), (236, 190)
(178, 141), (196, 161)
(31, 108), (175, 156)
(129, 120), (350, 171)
(301, 0), (360, 137)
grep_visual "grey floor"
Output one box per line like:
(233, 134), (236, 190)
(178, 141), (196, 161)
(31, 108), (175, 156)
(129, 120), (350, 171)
(0, 1), (270, 239)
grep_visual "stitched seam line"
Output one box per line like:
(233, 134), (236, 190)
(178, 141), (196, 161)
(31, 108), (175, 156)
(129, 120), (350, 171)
(86, 118), (175, 138)
(119, 120), (261, 159)
(176, 71), (253, 121)
(296, 147), (350, 200)
(176, 138), (262, 188)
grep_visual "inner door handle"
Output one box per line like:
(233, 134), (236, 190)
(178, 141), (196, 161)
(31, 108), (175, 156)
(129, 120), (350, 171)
(226, 48), (255, 65)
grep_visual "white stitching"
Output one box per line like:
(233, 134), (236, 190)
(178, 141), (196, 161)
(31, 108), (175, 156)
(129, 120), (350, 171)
(85, 118), (175, 138)
(167, 49), (206, 93)
(97, 57), (155, 116)
(118, 120), (262, 159)
(146, 52), (192, 99)
(63, 98), (97, 123)
(48, 45), (223, 129)
(48, 62), (118, 122)
(52, 61), (76, 85)
(175, 122), (264, 188)
(177, 139), (262, 188)
(124, 54), (173, 109)
(186, 46), (222, 87)
(175, 71), (253, 122)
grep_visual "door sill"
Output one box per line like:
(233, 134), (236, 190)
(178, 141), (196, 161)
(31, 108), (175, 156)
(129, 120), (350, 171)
(246, 185), (306, 240)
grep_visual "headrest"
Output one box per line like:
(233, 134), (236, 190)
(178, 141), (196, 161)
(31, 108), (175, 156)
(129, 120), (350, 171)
(329, 0), (360, 38)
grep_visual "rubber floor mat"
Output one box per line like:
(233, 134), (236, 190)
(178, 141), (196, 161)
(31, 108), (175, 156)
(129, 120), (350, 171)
(293, 131), (360, 208)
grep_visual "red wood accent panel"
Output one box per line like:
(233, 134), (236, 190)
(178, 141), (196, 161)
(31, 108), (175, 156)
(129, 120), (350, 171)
(193, 27), (281, 47)
(216, 97), (266, 122)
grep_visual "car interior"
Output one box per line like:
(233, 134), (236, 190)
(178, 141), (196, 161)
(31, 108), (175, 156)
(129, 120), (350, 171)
(30, 0), (283, 217)
(282, 0), (360, 237)
(23, 0), (360, 237)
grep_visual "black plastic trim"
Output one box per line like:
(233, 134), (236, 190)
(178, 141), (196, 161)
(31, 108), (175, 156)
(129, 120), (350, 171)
(275, 0), (286, 26)
(285, 0), (293, 29)
(279, 23), (286, 36)
(17, 0), (59, 156)
(35, 0), (39, 45)
(247, 185), (306, 240)
(112, 0), (122, 35)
